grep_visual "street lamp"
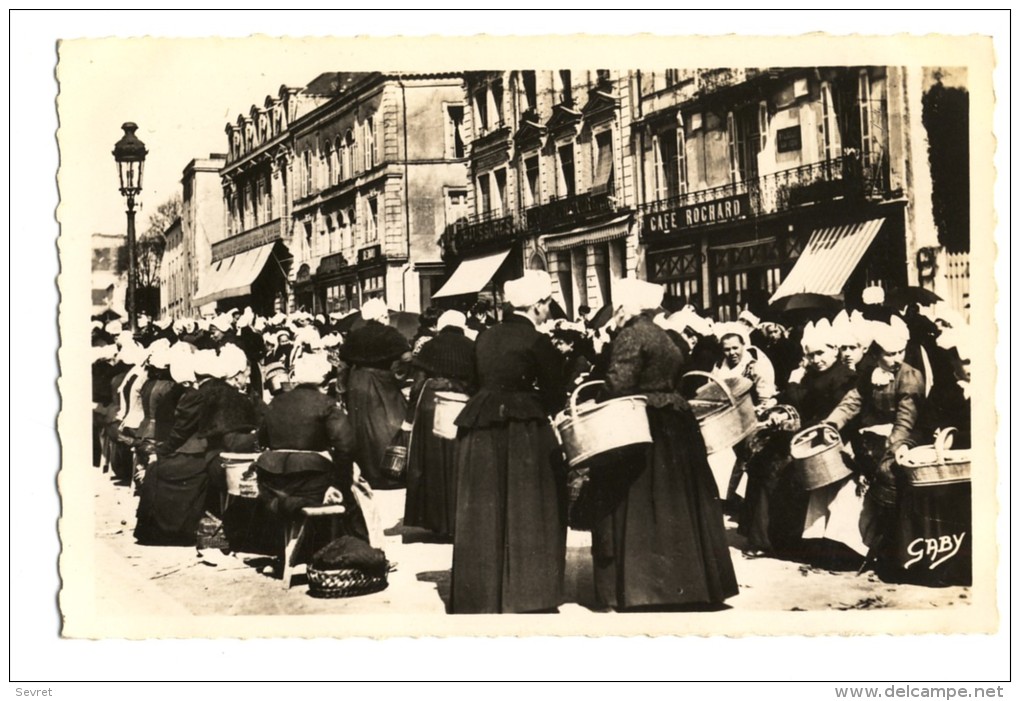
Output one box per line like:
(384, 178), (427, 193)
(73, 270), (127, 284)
(112, 122), (148, 332)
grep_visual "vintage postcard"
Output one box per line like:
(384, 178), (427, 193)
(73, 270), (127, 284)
(55, 31), (998, 642)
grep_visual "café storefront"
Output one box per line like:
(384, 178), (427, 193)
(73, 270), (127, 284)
(641, 182), (907, 320)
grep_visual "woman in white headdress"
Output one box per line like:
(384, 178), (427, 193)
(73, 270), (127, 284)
(583, 278), (738, 610)
(450, 271), (567, 614)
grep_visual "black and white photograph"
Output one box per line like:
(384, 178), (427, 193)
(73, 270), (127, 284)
(16, 12), (1006, 687)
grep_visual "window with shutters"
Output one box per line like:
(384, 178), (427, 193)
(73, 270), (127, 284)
(758, 101), (769, 154)
(557, 144), (576, 198)
(445, 104), (466, 158)
(490, 79), (504, 128)
(343, 130), (355, 178)
(677, 122), (689, 195)
(304, 151), (313, 196)
(474, 86), (489, 134)
(858, 70), (873, 168)
(559, 70), (573, 106)
(325, 142), (334, 187)
(364, 117), (375, 170)
(727, 112), (742, 184)
(653, 129), (679, 201)
(593, 130), (615, 195)
(821, 82), (841, 162)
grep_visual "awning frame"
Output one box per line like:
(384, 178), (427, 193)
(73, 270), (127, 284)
(431, 248), (513, 299)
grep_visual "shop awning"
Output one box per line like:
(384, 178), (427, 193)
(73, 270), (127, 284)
(432, 249), (512, 299)
(769, 218), (885, 303)
(541, 214), (631, 252)
(192, 243), (276, 307)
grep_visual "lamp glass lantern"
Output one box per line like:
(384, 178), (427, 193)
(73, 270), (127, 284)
(113, 122), (148, 197)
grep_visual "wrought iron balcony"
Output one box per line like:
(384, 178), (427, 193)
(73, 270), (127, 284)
(523, 190), (617, 234)
(212, 217), (283, 262)
(449, 210), (516, 252)
(640, 154), (890, 235)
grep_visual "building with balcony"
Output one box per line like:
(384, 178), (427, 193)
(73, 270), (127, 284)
(436, 70), (638, 318)
(211, 72), (469, 316)
(633, 66), (946, 320)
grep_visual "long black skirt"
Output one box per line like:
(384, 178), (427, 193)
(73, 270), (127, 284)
(451, 419), (567, 614)
(588, 406), (739, 609)
(403, 384), (459, 537)
(346, 366), (407, 490)
(134, 452), (210, 545)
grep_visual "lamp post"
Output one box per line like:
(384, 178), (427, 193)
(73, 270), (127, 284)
(112, 122), (148, 332)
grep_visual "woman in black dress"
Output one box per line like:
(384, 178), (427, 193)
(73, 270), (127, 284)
(586, 278), (738, 611)
(403, 310), (476, 539)
(450, 271), (567, 614)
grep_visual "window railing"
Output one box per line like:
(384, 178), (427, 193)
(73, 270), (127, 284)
(640, 154), (889, 222)
(523, 190), (616, 233)
(449, 211), (516, 252)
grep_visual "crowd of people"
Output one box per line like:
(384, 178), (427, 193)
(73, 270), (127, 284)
(91, 275), (972, 613)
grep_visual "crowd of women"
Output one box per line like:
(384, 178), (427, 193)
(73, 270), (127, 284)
(91, 274), (972, 613)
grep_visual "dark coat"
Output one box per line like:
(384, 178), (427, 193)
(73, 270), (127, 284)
(339, 320), (409, 368)
(589, 313), (738, 609)
(782, 362), (858, 429)
(197, 378), (261, 453)
(412, 327), (476, 386)
(451, 313), (568, 613)
(257, 385), (355, 474)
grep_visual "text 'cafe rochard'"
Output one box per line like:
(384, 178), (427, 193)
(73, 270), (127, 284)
(644, 193), (748, 234)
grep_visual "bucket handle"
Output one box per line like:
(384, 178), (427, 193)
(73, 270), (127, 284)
(792, 423), (841, 449)
(933, 427), (957, 464)
(680, 370), (736, 408)
(569, 380), (606, 417)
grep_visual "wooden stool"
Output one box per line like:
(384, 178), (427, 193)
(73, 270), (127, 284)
(280, 504), (347, 589)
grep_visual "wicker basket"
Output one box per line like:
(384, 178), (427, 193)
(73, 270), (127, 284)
(682, 371), (757, 455)
(789, 424), (852, 490)
(306, 566), (389, 598)
(553, 381), (652, 468)
(897, 427), (972, 486)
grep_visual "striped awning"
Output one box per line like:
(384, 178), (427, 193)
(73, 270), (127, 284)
(192, 243), (276, 308)
(769, 218), (885, 303)
(541, 214), (632, 253)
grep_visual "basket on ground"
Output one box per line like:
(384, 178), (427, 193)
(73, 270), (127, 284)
(553, 381), (652, 468)
(432, 391), (469, 440)
(789, 424), (851, 490)
(221, 452), (261, 497)
(306, 566), (389, 598)
(896, 427), (971, 485)
(681, 371), (757, 455)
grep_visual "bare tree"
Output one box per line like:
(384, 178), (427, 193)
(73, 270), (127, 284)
(136, 194), (182, 314)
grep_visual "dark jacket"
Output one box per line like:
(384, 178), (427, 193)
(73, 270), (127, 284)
(412, 326), (476, 386)
(197, 377), (261, 452)
(257, 385), (355, 474)
(781, 361), (858, 429)
(604, 314), (688, 410)
(456, 313), (564, 427)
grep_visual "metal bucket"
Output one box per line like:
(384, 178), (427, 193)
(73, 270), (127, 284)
(553, 381), (652, 468)
(789, 424), (851, 490)
(682, 371), (757, 455)
(432, 391), (469, 440)
(221, 452), (260, 497)
(380, 445), (408, 482)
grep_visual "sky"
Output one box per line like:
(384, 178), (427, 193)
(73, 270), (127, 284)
(13, 9), (1012, 686)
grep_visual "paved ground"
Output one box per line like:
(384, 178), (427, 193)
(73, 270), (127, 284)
(89, 466), (970, 619)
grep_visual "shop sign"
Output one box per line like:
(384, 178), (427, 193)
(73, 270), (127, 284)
(644, 193), (749, 237)
(776, 125), (802, 153)
(358, 245), (382, 266)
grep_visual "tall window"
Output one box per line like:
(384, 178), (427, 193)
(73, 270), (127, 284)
(325, 142), (334, 186)
(335, 136), (344, 182)
(477, 174), (492, 214)
(346, 207), (357, 249)
(677, 123), (689, 195)
(490, 79), (504, 128)
(758, 101), (769, 153)
(303, 151), (313, 197)
(664, 69), (680, 87)
(557, 143), (576, 198)
(493, 168), (507, 215)
(522, 70), (537, 110)
(344, 130), (355, 178)
(446, 189), (469, 227)
(366, 197), (379, 242)
(593, 131), (615, 195)
(559, 70), (573, 105)
(858, 70), (873, 168)
(820, 82), (841, 162)
(364, 117), (375, 170)
(523, 155), (540, 206)
(446, 104), (466, 158)
(474, 87), (489, 134)
(653, 130), (679, 201)
(727, 112), (742, 183)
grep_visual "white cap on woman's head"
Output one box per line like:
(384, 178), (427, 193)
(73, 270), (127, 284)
(717, 321), (749, 347)
(871, 315), (910, 353)
(437, 310), (467, 331)
(504, 270), (552, 309)
(862, 286), (886, 306)
(218, 343), (248, 379)
(192, 349), (222, 378)
(614, 277), (664, 315)
(361, 298), (389, 323)
(169, 343), (197, 384)
(737, 310), (761, 328)
(146, 338), (173, 369)
(291, 352), (333, 386)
